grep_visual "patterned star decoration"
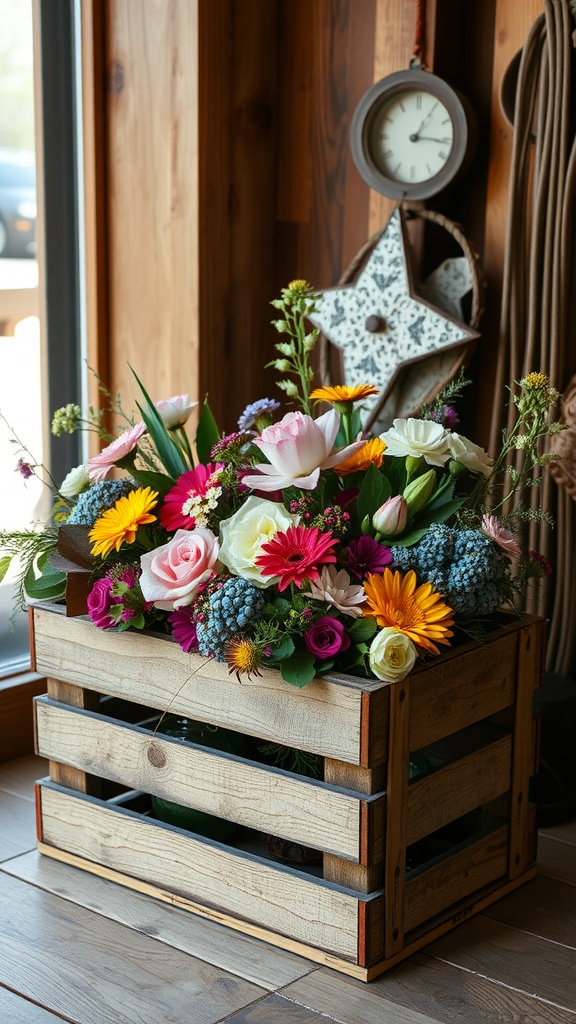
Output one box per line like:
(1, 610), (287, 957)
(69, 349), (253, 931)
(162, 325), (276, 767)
(308, 206), (479, 432)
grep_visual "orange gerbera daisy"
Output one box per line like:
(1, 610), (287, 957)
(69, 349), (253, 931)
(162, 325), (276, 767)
(309, 384), (379, 404)
(89, 486), (158, 558)
(362, 568), (454, 656)
(333, 438), (386, 475)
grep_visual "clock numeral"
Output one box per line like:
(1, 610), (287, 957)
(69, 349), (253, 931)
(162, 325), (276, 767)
(440, 137), (451, 145)
(382, 149), (393, 159)
(439, 150), (447, 160)
(441, 117), (451, 124)
(426, 163), (432, 175)
(394, 161), (402, 175)
(410, 165), (416, 179)
(416, 95), (422, 110)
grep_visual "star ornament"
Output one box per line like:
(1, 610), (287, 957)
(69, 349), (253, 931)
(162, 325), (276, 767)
(308, 206), (478, 432)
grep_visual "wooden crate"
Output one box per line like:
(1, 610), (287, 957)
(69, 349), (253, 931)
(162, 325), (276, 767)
(30, 603), (545, 981)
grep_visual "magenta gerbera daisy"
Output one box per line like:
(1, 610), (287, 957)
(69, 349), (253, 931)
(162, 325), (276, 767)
(160, 463), (224, 532)
(255, 525), (338, 592)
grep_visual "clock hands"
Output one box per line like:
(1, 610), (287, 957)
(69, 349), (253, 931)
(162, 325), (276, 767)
(409, 100), (439, 142)
(411, 135), (451, 144)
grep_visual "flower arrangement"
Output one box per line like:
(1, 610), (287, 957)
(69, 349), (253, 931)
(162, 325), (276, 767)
(1, 281), (563, 688)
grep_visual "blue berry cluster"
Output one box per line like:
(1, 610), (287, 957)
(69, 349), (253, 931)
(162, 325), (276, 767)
(392, 523), (510, 615)
(67, 479), (135, 526)
(196, 577), (266, 659)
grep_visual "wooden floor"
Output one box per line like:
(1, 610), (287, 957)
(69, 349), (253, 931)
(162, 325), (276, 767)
(1, 755), (575, 1024)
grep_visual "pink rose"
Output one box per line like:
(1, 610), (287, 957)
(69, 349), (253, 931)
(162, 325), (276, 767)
(87, 422), (146, 482)
(241, 409), (365, 492)
(87, 577), (117, 628)
(305, 616), (350, 658)
(139, 527), (220, 610)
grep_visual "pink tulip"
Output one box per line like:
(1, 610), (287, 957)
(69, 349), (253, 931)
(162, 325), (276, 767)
(155, 394), (197, 429)
(241, 409), (365, 492)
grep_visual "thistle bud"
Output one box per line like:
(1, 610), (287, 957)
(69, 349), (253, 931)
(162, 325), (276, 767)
(372, 496), (407, 536)
(403, 469), (437, 516)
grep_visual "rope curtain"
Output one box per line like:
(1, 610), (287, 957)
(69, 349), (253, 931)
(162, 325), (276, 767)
(489, 0), (576, 674)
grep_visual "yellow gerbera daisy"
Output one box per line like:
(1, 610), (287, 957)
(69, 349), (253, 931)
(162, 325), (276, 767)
(333, 438), (386, 475)
(362, 568), (454, 656)
(309, 384), (379, 404)
(89, 486), (159, 558)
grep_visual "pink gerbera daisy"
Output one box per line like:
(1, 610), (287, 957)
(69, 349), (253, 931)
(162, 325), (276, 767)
(87, 422), (146, 482)
(160, 463), (224, 531)
(255, 525), (338, 592)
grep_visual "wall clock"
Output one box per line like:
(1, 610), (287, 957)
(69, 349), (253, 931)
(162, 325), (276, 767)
(350, 67), (476, 201)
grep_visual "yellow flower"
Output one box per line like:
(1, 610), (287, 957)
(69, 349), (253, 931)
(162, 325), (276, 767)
(522, 372), (550, 390)
(224, 637), (263, 680)
(287, 279), (312, 295)
(309, 384), (379, 404)
(89, 486), (158, 558)
(333, 438), (386, 475)
(362, 568), (454, 656)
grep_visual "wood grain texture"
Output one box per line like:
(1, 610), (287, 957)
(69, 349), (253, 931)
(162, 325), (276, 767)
(425, 912), (576, 1011)
(483, 873), (576, 949)
(281, 947), (576, 1024)
(509, 622), (544, 876)
(0, 987), (65, 1024)
(105, 1), (201, 427)
(3, 850), (314, 991)
(223, 994), (332, 1023)
(32, 607), (368, 764)
(38, 783), (362, 959)
(0, 871), (265, 1024)
(35, 697), (364, 861)
(406, 736), (512, 845)
(44, 680), (100, 794)
(384, 677), (411, 957)
(0, 789), (37, 862)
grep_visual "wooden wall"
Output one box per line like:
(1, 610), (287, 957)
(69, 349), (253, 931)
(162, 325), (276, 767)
(83, 0), (545, 438)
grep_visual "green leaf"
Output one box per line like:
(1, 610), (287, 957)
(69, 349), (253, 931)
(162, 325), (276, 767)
(267, 637), (295, 663)
(357, 463), (389, 531)
(195, 400), (220, 465)
(0, 555), (12, 584)
(128, 468), (176, 498)
(130, 366), (188, 480)
(273, 598), (292, 614)
(279, 647), (317, 688)
(348, 618), (377, 644)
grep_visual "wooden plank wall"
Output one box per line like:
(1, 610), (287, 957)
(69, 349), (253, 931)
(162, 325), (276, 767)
(89, 0), (546, 436)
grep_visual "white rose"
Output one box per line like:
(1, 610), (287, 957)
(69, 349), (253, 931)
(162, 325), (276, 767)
(60, 464), (89, 498)
(369, 627), (417, 682)
(218, 496), (296, 587)
(379, 419), (451, 466)
(155, 394), (197, 429)
(448, 433), (493, 477)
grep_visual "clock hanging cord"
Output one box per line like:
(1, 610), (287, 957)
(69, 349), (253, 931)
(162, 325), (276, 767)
(489, 0), (576, 674)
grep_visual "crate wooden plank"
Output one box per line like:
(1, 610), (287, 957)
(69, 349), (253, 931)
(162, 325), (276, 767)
(406, 735), (512, 844)
(404, 824), (509, 932)
(383, 675), (411, 957)
(509, 621), (545, 878)
(44, 679), (101, 794)
(35, 696), (372, 862)
(38, 781), (363, 960)
(31, 606), (374, 765)
(409, 630), (519, 749)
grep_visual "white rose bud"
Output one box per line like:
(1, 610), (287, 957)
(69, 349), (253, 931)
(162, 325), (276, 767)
(59, 464), (89, 498)
(369, 627), (417, 682)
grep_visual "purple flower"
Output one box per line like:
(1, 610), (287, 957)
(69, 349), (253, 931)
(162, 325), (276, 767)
(87, 577), (117, 629)
(345, 535), (393, 581)
(169, 607), (199, 653)
(305, 616), (350, 659)
(237, 398), (280, 432)
(442, 405), (459, 429)
(16, 458), (33, 479)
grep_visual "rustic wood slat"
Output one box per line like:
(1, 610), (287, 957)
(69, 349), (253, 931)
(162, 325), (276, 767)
(404, 825), (509, 933)
(409, 631), (518, 750)
(44, 679), (100, 795)
(38, 782), (363, 960)
(0, 872), (265, 1024)
(32, 608), (369, 764)
(2, 850), (314, 991)
(384, 676), (411, 957)
(509, 622), (544, 877)
(34, 697), (366, 862)
(406, 736), (512, 845)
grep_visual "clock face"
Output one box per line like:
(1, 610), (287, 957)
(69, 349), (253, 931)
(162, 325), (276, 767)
(350, 69), (473, 200)
(368, 90), (454, 185)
